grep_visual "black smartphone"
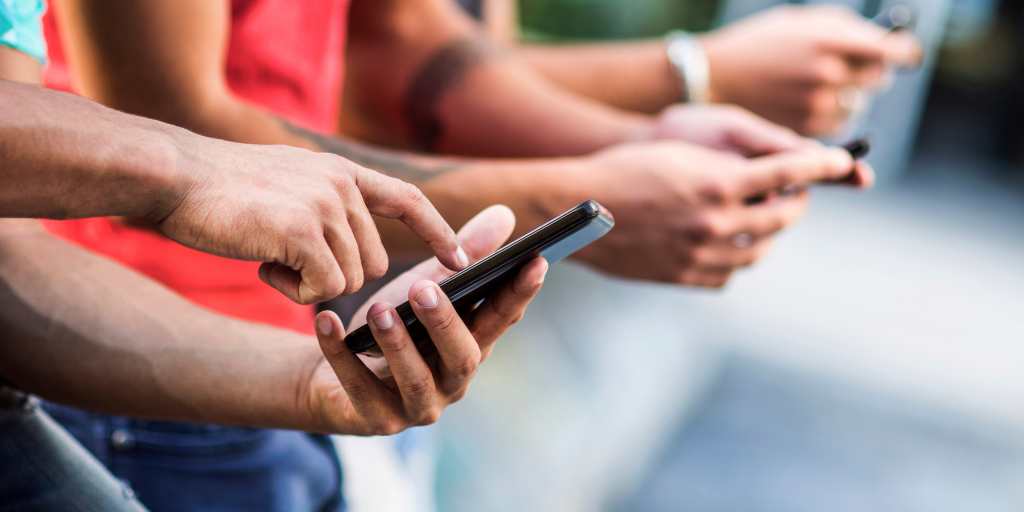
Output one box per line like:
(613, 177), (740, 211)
(745, 138), (872, 204)
(345, 200), (615, 355)
(843, 138), (871, 160)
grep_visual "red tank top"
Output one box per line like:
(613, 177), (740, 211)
(41, 0), (350, 334)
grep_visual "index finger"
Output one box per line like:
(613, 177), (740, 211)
(354, 168), (467, 272)
(735, 147), (853, 199)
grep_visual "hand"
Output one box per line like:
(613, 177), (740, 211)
(648, 104), (810, 156)
(700, 5), (922, 135)
(572, 141), (873, 287)
(156, 137), (468, 304)
(302, 205), (547, 435)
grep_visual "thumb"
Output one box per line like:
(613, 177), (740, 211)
(456, 205), (517, 262)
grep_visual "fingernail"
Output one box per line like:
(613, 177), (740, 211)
(317, 315), (333, 337)
(454, 247), (470, 269)
(372, 310), (394, 330)
(414, 285), (439, 309)
(535, 260), (549, 286)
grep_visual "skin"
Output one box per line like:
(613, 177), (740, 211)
(51, 0), (873, 288)
(0, 207), (544, 435)
(421, 141), (869, 287)
(0, 79), (467, 304)
(491, 4), (922, 136)
(0, 47), (541, 434)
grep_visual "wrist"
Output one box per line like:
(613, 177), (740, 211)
(126, 124), (199, 224)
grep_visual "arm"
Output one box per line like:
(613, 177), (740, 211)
(0, 219), (325, 429)
(341, 0), (652, 157)
(0, 78), (468, 302)
(0, 208), (544, 434)
(0, 79), (185, 221)
(511, 5), (922, 135)
(51, 0), (867, 289)
(516, 40), (683, 115)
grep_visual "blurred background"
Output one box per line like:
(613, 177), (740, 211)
(413, 1), (1024, 511)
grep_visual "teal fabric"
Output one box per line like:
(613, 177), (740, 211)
(0, 0), (46, 63)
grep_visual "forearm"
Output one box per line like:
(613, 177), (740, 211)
(517, 40), (682, 114)
(0, 81), (188, 220)
(0, 220), (322, 431)
(427, 43), (651, 156)
(346, 0), (651, 157)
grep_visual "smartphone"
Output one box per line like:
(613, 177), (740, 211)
(843, 138), (871, 160)
(345, 200), (615, 355)
(744, 138), (871, 204)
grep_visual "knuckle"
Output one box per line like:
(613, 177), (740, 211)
(370, 417), (405, 436)
(491, 299), (525, 325)
(448, 386), (469, 403)
(313, 194), (340, 218)
(452, 355), (480, 380)
(426, 309), (459, 333)
(684, 220), (715, 244)
(320, 277), (346, 300)
(703, 217), (730, 239)
(696, 180), (729, 204)
(771, 168), (797, 189)
(400, 183), (427, 207)
(332, 167), (356, 189)
(344, 277), (364, 295)
(689, 247), (713, 266)
(376, 331), (409, 353)
(404, 376), (435, 402)
(416, 407), (442, 426)
(364, 253), (389, 281)
(507, 310), (526, 325)
(285, 215), (320, 241)
(341, 380), (372, 404)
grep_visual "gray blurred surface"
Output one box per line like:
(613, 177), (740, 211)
(436, 155), (1024, 511)
(613, 353), (1024, 512)
(608, 155), (1024, 510)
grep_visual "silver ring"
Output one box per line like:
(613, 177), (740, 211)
(732, 233), (754, 249)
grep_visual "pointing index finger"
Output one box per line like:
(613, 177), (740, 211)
(354, 168), (467, 272)
(736, 147), (853, 199)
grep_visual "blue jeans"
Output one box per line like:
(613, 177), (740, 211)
(0, 390), (147, 511)
(43, 403), (345, 512)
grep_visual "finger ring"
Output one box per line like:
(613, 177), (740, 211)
(732, 233), (754, 248)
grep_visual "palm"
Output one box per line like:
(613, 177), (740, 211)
(306, 206), (517, 433)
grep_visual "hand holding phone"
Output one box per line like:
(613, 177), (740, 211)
(345, 201), (615, 355)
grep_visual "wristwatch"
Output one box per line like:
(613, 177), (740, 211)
(665, 30), (711, 104)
